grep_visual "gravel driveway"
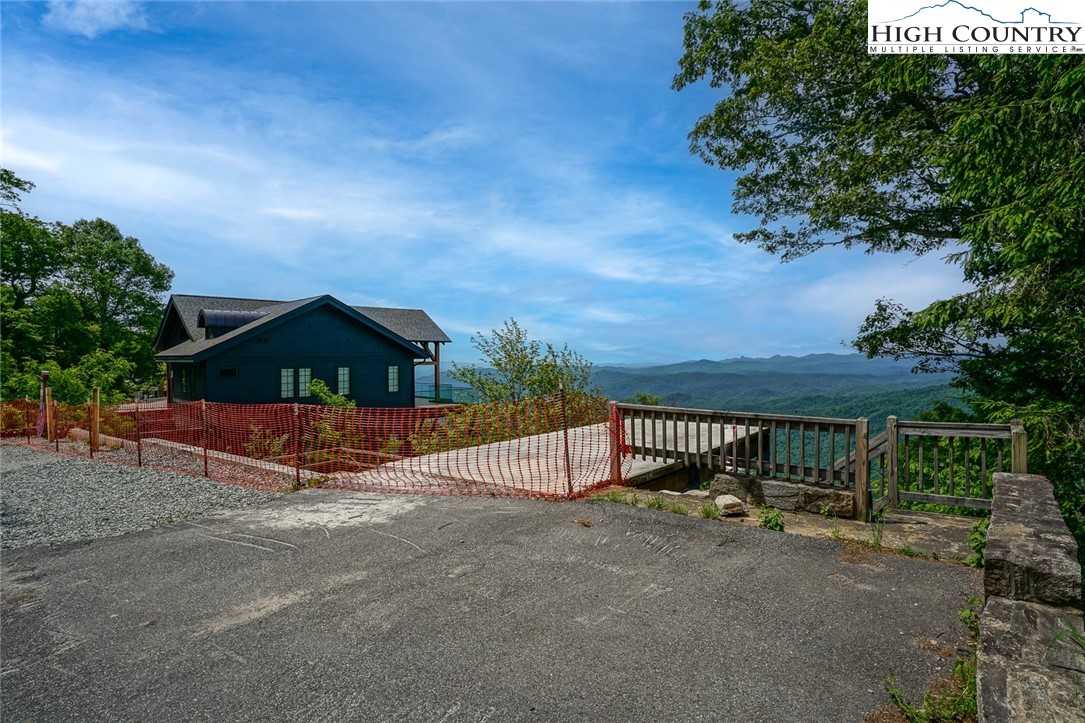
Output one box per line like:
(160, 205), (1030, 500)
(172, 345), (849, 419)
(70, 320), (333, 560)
(0, 444), (282, 549)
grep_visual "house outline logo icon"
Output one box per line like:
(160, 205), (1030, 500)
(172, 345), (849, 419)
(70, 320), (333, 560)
(867, 0), (1085, 54)
(881, 1), (1075, 26)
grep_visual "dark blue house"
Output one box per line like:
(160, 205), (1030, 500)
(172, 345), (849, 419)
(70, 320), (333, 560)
(154, 294), (450, 407)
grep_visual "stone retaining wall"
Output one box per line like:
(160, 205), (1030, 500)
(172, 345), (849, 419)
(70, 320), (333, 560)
(708, 473), (854, 517)
(977, 473), (1084, 722)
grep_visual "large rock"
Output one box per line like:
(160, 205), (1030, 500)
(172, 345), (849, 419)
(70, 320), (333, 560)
(714, 494), (746, 516)
(760, 480), (798, 511)
(984, 473), (1081, 606)
(798, 486), (853, 517)
(977, 596), (1085, 722)
(709, 474), (763, 504)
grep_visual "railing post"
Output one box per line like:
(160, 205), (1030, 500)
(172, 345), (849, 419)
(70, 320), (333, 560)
(886, 416), (899, 509)
(24, 397), (31, 444)
(1010, 419), (1027, 473)
(854, 417), (870, 521)
(90, 387), (101, 455)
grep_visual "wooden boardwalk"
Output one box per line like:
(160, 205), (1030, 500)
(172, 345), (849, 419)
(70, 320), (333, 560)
(329, 419), (761, 496)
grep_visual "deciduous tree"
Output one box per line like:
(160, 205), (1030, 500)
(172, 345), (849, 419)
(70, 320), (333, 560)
(449, 318), (599, 403)
(674, 1), (1083, 543)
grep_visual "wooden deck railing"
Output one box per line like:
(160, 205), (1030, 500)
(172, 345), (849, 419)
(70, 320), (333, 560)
(614, 404), (1027, 520)
(869, 417), (1027, 512)
(615, 403), (872, 519)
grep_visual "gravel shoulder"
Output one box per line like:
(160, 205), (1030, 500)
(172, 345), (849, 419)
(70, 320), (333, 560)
(0, 444), (282, 549)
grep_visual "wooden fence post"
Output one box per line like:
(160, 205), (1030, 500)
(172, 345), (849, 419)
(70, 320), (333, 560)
(90, 387), (101, 455)
(294, 403), (302, 489)
(886, 415), (899, 509)
(558, 381), (574, 498)
(607, 401), (623, 485)
(24, 397), (31, 444)
(853, 417), (870, 521)
(44, 387), (54, 443)
(1010, 419), (1027, 473)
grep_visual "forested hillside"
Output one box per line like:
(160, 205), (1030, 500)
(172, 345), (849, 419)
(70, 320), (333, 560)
(593, 353), (963, 433)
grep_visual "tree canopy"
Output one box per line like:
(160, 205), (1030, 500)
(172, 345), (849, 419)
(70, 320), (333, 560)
(449, 318), (599, 404)
(675, 1), (1083, 540)
(0, 170), (174, 404)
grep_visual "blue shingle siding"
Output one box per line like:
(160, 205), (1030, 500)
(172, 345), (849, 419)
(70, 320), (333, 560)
(194, 305), (417, 407)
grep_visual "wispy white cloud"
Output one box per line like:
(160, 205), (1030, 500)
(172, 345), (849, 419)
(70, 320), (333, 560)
(42, 0), (148, 39)
(3, 2), (971, 365)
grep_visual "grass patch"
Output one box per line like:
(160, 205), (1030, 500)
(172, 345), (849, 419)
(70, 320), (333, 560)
(645, 496), (668, 510)
(700, 503), (721, 520)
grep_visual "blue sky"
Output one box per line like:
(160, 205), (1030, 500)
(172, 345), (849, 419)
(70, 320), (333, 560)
(1, 1), (967, 366)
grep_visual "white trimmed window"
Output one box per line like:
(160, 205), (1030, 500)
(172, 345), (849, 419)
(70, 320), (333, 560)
(337, 367), (350, 395)
(387, 365), (400, 393)
(299, 368), (312, 396)
(280, 369), (294, 398)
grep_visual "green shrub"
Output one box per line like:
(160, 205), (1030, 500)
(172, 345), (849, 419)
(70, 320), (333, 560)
(965, 517), (990, 568)
(758, 506), (784, 531)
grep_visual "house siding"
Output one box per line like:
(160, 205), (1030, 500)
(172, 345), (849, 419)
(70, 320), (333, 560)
(195, 305), (417, 407)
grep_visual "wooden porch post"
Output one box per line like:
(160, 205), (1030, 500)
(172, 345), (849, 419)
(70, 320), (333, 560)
(433, 342), (441, 401)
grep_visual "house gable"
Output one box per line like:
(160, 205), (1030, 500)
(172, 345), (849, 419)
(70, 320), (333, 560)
(199, 302), (421, 406)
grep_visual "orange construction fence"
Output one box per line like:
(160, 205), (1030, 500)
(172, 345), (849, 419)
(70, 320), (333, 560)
(0, 394), (631, 498)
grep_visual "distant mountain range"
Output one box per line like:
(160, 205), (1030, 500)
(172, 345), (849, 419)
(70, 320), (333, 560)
(419, 353), (964, 429)
(592, 353), (962, 429)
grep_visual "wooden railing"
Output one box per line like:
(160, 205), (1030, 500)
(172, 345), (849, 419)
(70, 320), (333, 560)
(615, 403), (871, 519)
(869, 417), (1026, 512)
(614, 404), (1027, 520)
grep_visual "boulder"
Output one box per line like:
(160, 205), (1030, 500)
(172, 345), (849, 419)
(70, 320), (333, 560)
(709, 474), (763, 504)
(798, 486), (854, 517)
(683, 489), (711, 498)
(715, 494), (746, 516)
(760, 480), (799, 511)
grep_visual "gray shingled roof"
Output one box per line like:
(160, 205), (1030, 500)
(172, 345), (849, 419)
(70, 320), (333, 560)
(156, 297), (317, 361)
(165, 294), (450, 345)
(352, 306), (451, 344)
(170, 295), (280, 342)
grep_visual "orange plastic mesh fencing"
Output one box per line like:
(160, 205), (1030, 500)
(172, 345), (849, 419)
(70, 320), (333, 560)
(0, 399), (36, 439)
(2, 394), (633, 498)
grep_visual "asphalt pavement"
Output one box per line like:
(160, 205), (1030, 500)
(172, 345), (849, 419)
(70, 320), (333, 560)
(1, 488), (979, 722)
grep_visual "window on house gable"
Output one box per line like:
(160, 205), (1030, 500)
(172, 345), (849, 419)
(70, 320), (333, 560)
(299, 368), (312, 396)
(387, 365), (400, 393)
(281, 368), (295, 398)
(338, 367), (350, 395)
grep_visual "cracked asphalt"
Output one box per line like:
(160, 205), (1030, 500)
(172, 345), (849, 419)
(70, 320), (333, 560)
(1, 488), (979, 722)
